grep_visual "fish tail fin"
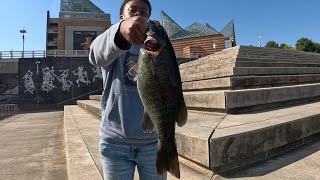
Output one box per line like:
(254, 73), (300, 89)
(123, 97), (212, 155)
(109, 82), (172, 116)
(156, 145), (180, 179)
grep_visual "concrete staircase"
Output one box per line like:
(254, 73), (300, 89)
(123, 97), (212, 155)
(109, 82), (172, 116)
(63, 46), (320, 179)
(179, 46), (320, 171)
(64, 100), (214, 180)
(180, 46), (320, 113)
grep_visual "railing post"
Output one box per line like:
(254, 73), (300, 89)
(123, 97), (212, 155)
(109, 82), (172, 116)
(0, 106), (3, 119)
(10, 50), (13, 59)
(32, 51), (35, 58)
(4, 106), (7, 117)
(9, 105), (11, 116)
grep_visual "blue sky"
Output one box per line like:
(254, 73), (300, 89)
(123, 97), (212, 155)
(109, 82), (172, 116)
(1, 0), (319, 51)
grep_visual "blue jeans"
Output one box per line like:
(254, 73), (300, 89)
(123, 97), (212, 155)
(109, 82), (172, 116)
(99, 139), (167, 180)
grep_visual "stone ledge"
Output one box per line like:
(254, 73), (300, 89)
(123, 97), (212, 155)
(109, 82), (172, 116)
(64, 105), (102, 180)
(179, 48), (239, 69)
(176, 112), (224, 167)
(77, 100), (101, 117)
(74, 98), (224, 168)
(210, 101), (320, 172)
(225, 83), (320, 110)
(89, 95), (101, 101)
(182, 74), (320, 90)
(65, 97), (320, 177)
(65, 103), (217, 179)
(87, 83), (320, 114)
(236, 58), (320, 64)
(183, 90), (226, 110)
(182, 67), (320, 82)
(180, 60), (320, 77)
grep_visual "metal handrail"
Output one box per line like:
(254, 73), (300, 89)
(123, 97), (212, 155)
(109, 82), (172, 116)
(57, 88), (103, 108)
(0, 50), (90, 59)
(0, 50), (202, 60)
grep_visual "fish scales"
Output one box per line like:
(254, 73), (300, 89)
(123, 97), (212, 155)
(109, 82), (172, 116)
(137, 20), (188, 179)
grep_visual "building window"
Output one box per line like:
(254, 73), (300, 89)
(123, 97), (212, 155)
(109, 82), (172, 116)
(212, 43), (216, 49)
(225, 40), (232, 49)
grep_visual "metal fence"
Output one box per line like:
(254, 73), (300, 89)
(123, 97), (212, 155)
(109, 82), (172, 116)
(0, 50), (90, 59)
(0, 104), (17, 120)
(0, 50), (202, 60)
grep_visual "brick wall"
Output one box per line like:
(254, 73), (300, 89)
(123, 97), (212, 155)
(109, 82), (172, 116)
(171, 35), (226, 57)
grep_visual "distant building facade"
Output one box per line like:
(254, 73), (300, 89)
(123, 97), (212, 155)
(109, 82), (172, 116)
(46, 0), (111, 50)
(161, 11), (236, 59)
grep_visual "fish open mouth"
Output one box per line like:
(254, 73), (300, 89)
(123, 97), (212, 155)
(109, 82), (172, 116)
(144, 39), (161, 52)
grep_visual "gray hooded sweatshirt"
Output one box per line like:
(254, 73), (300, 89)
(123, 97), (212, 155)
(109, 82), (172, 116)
(89, 22), (157, 145)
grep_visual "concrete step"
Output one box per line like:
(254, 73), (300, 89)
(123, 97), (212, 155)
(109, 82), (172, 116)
(182, 67), (320, 82)
(89, 95), (101, 101)
(182, 74), (320, 90)
(236, 58), (320, 64)
(180, 61), (237, 77)
(237, 53), (320, 61)
(224, 83), (320, 112)
(179, 46), (320, 74)
(77, 100), (101, 117)
(183, 90), (226, 111)
(180, 60), (320, 77)
(90, 83), (320, 113)
(77, 98), (217, 163)
(179, 48), (239, 70)
(76, 95), (320, 174)
(183, 83), (320, 113)
(237, 46), (320, 60)
(77, 98), (223, 168)
(67, 103), (215, 179)
(64, 105), (103, 180)
(210, 101), (320, 172)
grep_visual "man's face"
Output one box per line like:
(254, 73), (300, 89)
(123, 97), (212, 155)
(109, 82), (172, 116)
(121, 0), (150, 20)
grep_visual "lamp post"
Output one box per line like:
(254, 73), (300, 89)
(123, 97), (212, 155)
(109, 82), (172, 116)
(20, 28), (27, 58)
(258, 34), (262, 47)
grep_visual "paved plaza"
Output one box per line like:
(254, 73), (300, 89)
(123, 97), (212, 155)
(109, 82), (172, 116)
(1, 111), (320, 180)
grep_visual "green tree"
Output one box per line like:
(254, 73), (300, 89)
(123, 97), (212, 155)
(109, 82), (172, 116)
(295, 38), (315, 52)
(279, 43), (286, 49)
(265, 41), (279, 48)
(314, 43), (320, 53)
(279, 43), (294, 50)
(283, 45), (295, 50)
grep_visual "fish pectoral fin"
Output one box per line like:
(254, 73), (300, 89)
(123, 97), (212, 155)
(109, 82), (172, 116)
(176, 95), (188, 127)
(142, 111), (155, 133)
(128, 64), (139, 75)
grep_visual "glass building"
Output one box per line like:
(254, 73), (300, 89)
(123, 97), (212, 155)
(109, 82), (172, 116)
(161, 11), (236, 59)
(46, 0), (111, 50)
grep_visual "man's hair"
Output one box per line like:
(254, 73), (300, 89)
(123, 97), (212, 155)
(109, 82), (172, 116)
(120, 0), (152, 17)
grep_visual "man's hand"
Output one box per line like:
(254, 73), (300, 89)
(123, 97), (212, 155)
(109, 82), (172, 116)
(120, 16), (148, 45)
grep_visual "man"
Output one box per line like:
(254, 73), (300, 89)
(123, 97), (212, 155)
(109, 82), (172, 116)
(89, 0), (167, 179)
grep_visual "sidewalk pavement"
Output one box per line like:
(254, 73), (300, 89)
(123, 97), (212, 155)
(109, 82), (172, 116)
(0, 111), (67, 180)
(1, 111), (320, 180)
